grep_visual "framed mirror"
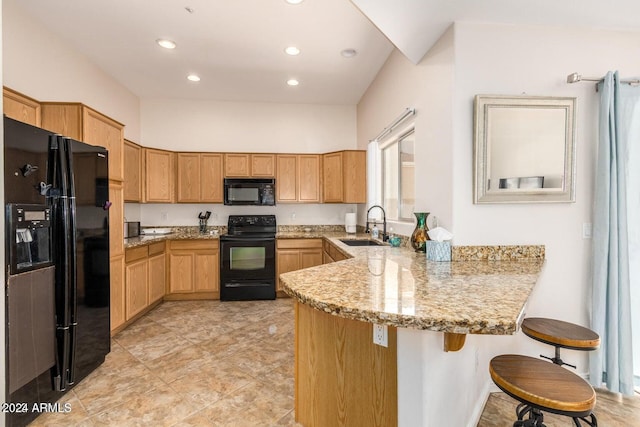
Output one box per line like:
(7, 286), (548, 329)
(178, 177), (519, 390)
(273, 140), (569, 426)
(473, 95), (576, 203)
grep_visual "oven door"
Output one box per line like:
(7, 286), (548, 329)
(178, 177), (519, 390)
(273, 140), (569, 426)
(220, 237), (276, 300)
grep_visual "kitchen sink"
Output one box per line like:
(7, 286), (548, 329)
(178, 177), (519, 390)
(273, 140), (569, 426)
(339, 239), (385, 246)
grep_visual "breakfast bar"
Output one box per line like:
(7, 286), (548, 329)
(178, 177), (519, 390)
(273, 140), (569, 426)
(280, 238), (545, 427)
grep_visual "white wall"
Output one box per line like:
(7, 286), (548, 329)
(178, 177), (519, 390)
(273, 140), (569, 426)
(357, 21), (640, 427)
(140, 98), (356, 152)
(357, 28), (455, 237)
(2, 0), (141, 142)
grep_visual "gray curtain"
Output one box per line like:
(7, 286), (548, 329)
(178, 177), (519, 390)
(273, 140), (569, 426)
(590, 71), (640, 395)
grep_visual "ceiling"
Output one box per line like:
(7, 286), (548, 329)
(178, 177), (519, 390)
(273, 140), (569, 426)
(11, 0), (394, 105)
(11, 0), (640, 105)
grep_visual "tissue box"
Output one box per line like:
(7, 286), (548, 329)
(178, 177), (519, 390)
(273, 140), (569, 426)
(426, 240), (451, 262)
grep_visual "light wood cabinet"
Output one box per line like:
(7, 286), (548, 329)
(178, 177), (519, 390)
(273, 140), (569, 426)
(167, 240), (219, 299)
(109, 183), (124, 258)
(148, 242), (166, 304)
(323, 239), (349, 264)
(177, 152), (223, 203)
(276, 154), (321, 203)
(125, 249), (148, 320)
(110, 255), (126, 333)
(276, 239), (323, 292)
(123, 140), (142, 202)
(144, 148), (175, 203)
(322, 150), (366, 203)
(224, 153), (275, 177)
(3, 87), (41, 126)
(41, 103), (124, 182)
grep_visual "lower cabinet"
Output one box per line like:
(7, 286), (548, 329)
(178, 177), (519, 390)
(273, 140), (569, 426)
(276, 239), (323, 292)
(322, 239), (349, 264)
(167, 240), (219, 299)
(123, 242), (166, 327)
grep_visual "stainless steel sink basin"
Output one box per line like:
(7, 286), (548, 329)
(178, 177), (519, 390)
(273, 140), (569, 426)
(339, 239), (385, 246)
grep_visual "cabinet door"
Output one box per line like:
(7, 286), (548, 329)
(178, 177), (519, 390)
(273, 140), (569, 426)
(177, 153), (201, 202)
(109, 183), (124, 257)
(123, 140), (142, 202)
(224, 153), (250, 177)
(300, 249), (323, 269)
(169, 252), (194, 293)
(145, 149), (175, 202)
(201, 154), (223, 203)
(276, 249), (301, 291)
(194, 251), (219, 291)
(298, 155), (321, 203)
(251, 154), (275, 177)
(82, 108), (124, 182)
(3, 87), (41, 126)
(276, 155), (298, 202)
(148, 253), (166, 303)
(125, 258), (149, 320)
(343, 151), (366, 203)
(322, 152), (344, 202)
(125, 258), (148, 319)
(110, 255), (126, 333)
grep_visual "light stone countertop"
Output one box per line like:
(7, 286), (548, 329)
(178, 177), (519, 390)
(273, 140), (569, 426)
(124, 229), (220, 248)
(280, 235), (545, 335)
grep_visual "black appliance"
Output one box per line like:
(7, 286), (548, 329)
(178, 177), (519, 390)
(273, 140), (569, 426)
(224, 178), (276, 206)
(220, 215), (276, 300)
(4, 116), (111, 426)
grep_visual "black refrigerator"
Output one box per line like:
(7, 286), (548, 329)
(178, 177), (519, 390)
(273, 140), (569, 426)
(3, 116), (111, 426)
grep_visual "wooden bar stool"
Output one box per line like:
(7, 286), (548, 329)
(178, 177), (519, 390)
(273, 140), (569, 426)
(490, 354), (598, 426)
(521, 317), (600, 368)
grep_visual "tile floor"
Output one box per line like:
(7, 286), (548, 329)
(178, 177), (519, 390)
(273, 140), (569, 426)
(30, 299), (300, 427)
(28, 298), (640, 426)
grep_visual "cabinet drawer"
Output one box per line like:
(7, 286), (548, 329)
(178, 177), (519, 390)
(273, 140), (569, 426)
(277, 238), (322, 249)
(125, 246), (148, 263)
(148, 241), (166, 256)
(170, 239), (219, 251)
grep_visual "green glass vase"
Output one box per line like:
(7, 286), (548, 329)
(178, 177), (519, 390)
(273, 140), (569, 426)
(410, 212), (430, 252)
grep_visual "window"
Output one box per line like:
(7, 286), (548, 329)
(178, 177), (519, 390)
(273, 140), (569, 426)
(381, 129), (415, 221)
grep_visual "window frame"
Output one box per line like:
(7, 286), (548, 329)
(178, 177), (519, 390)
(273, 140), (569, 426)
(380, 126), (415, 223)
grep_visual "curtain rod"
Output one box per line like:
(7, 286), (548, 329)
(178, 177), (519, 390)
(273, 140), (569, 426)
(371, 108), (415, 142)
(566, 72), (640, 86)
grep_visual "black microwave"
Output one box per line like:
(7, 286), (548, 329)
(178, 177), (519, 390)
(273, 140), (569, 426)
(224, 178), (276, 206)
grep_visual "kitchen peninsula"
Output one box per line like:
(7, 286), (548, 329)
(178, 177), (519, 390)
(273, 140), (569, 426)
(280, 238), (545, 427)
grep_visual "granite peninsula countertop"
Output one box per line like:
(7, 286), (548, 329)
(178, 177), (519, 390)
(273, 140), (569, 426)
(280, 235), (545, 335)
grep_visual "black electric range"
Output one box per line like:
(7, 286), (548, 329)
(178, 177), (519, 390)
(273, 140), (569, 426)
(219, 215), (276, 301)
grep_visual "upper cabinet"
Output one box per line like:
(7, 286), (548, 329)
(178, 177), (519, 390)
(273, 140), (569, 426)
(3, 87), (41, 127)
(322, 150), (366, 203)
(276, 154), (321, 203)
(224, 153), (275, 177)
(177, 152), (223, 203)
(123, 140), (143, 202)
(41, 102), (124, 181)
(144, 148), (175, 203)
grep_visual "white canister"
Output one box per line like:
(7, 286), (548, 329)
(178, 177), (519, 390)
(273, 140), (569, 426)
(345, 213), (357, 233)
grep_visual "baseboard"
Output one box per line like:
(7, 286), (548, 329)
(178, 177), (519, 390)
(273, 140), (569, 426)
(470, 379), (493, 427)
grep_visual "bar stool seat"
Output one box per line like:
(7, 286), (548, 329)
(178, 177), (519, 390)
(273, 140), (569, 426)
(490, 354), (597, 426)
(521, 317), (600, 368)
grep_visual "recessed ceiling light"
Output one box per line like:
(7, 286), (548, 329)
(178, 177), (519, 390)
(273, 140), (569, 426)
(287, 79), (299, 86)
(187, 74), (201, 82)
(341, 48), (357, 58)
(156, 39), (176, 49)
(285, 46), (301, 56)
(285, 0), (304, 4)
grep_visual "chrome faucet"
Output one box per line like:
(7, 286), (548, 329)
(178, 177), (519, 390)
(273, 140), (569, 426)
(365, 205), (388, 242)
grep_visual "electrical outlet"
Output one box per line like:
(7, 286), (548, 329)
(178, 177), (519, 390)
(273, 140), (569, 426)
(160, 212), (168, 221)
(373, 324), (388, 347)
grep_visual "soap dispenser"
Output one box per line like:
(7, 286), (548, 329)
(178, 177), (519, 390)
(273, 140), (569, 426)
(372, 223), (379, 239)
